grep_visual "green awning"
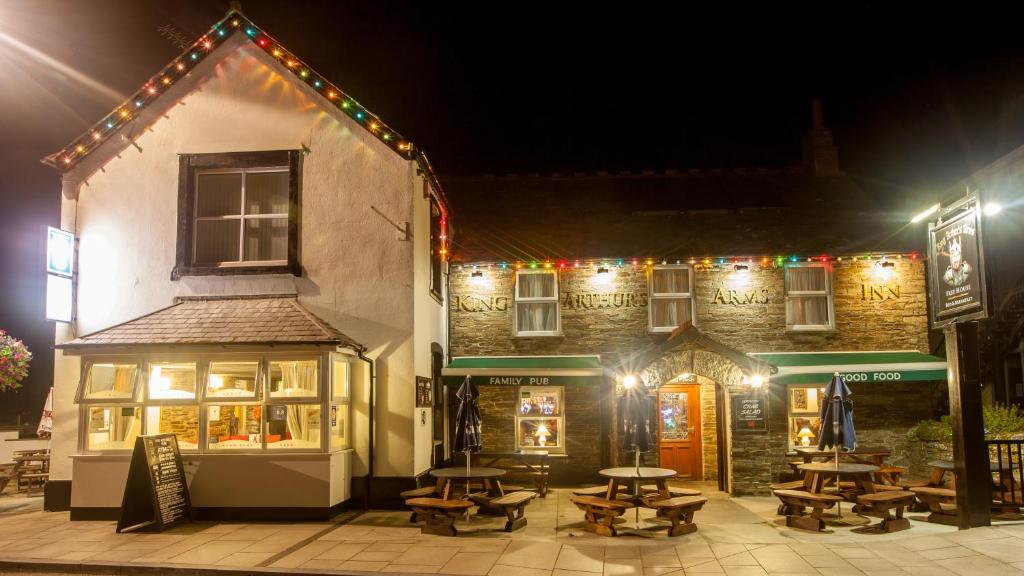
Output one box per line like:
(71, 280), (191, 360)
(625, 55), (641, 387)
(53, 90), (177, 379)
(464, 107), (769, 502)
(442, 355), (604, 386)
(748, 351), (947, 385)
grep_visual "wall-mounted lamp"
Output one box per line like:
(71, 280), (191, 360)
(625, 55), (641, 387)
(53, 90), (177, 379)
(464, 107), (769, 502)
(879, 261), (895, 269)
(750, 375), (764, 388)
(622, 374), (638, 389)
(597, 267), (610, 274)
(734, 264), (749, 271)
(471, 270), (484, 278)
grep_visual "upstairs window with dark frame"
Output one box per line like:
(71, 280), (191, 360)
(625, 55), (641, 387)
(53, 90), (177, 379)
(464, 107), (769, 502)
(429, 198), (444, 301)
(174, 151), (301, 279)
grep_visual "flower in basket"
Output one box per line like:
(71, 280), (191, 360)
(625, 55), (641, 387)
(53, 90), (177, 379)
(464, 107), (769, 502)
(0, 330), (32, 392)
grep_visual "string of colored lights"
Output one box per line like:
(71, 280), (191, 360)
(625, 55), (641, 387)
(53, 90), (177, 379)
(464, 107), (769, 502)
(46, 10), (414, 170)
(453, 252), (922, 271)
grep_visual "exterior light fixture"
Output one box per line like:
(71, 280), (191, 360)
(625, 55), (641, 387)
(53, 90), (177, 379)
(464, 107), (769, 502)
(622, 374), (638, 389)
(734, 264), (749, 271)
(880, 261), (896, 268)
(471, 271), (483, 278)
(983, 202), (1003, 217)
(750, 375), (764, 388)
(597, 266), (610, 274)
(910, 203), (940, 224)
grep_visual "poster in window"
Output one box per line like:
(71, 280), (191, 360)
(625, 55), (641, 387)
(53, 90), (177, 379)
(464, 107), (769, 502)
(928, 199), (989, 327)
(790, 388), (807, 412)
(269, 405), (288, 422)
(416, 377), (432, 407)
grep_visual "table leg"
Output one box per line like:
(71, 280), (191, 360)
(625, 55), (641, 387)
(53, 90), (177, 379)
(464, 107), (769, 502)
(655, 479), (670, 500)
(606, 479), (620, 500)
(928, 467), (945, 487)
(441, 479), (452, 500)
(489, 479), (505, 498)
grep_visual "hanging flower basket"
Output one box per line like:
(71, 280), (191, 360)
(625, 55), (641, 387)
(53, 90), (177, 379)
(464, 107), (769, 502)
(0, 330), (32, 392)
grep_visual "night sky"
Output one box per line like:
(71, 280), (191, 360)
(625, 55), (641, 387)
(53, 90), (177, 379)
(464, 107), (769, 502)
(3, 0), (1024, 424)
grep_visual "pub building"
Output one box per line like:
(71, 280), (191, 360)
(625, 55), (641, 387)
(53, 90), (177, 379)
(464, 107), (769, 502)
(439, 110), (949, 494)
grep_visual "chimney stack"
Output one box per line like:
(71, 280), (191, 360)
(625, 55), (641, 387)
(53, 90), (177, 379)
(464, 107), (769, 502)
(801, 98), (839, 176)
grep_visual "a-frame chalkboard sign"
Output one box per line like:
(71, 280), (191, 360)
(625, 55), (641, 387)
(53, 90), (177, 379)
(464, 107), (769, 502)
(116, 434), (193, 533)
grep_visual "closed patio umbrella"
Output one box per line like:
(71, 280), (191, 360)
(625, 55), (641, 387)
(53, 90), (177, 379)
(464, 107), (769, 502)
(817, 372), (856, 457)
(453, 376), (483, 477)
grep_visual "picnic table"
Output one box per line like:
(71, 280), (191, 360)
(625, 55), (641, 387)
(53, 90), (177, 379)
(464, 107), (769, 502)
(599, 466), (676, 502)
(793, 447), (899, 484)
(11, 450), (49, 496)
(429, 466), (506, 506)
(798, 461), (878, 512)
(471, 451), (551, 497)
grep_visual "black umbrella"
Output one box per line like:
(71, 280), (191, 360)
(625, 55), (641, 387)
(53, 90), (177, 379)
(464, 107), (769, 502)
(817, 373), (857, 455)
(453, 375), (483, 476)
(619, 380), (654, 471)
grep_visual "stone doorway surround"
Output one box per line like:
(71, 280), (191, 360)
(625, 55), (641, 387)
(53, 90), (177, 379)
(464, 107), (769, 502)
(617, 322), (777, 493)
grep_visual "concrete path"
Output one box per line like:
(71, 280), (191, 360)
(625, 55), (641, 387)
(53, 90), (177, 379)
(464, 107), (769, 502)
(0, 488), (1021, 576)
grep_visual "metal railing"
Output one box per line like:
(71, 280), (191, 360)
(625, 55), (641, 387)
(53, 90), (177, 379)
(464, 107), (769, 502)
(987, 439), (1024, 509)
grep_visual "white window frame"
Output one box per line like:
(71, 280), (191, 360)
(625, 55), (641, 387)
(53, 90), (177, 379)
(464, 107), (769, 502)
(513, 270), (561, 337)
(649, 265), (695, 333)
(515, 385), (565, 454)
(787, 384), (827, 450)
(784, 262), (834, 331)
(193, 167), (289, 267)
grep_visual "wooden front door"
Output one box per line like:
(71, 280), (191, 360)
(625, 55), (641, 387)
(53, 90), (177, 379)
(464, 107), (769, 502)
(658, 385), (702, 479)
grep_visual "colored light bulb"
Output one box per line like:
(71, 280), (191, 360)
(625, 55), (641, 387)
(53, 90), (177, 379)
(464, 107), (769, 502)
(190, 53), (198, 60)
(91, 132), (100, 140)
(176, 63), (185, 71)
(75, 144), (85, 153)
(106, 121), (114, 128)
(217, 29), (225, 37)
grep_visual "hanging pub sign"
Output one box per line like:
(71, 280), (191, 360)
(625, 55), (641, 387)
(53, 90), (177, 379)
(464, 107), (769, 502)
(927, 195), (989, 327)
(732, 394), (767, 432)
(117, 434), (192, 533)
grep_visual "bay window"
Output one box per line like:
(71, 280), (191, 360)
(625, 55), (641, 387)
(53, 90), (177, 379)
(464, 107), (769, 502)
(784, 263), (834, 330)
(650, 265), (694, 332)
(514, 270), (560, 336)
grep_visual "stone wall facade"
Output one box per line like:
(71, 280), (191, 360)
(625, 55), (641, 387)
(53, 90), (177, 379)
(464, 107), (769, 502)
(449, 258), (941, 493)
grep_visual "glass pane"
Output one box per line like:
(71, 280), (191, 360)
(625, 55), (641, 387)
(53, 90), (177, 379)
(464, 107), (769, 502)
(518, 418), (559, 448)
(145, 406), (199, 450)
(519, 387), (561, 416)
(207, 405), (262, 450)
(243, 218), (288, 262)
(267, 404), (321, 449)
(786, 295), (829, 326)
(789, 386), (826, 414)
(245, 171), (289, 215)
(332, 359), (349, 401)
(785, 267), (827, 292)
(195, 219), (240, 264)
(148, 363), (196, 400)
(652, 298), (692, 329)
(516, 302), (557, 333)
(660, 392), (689, 440)
(83, 363), (137, 400)
(86, 406), (141, 450)
(269, 360), (319, 399)
(196, 173), (242, 217)
(330, 403), (349, 450)
(207, 361), (259, 398)
(653, 268), (689, 294)
(790, 416), (822, 447)
(517, 273), (556, 298)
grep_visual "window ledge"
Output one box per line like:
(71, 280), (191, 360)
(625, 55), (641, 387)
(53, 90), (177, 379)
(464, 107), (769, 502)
(172, 264), (300, 280)
(785, 327), (837, 334)
(513, 332), (565, 339)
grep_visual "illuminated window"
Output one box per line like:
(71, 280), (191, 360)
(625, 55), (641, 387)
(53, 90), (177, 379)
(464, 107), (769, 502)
(86, 406), (141, 451)
(649, 266), (694, 332)
(516, 386), (564, 453)
(267, 404), (322, 450)
(147, 362), (197, 400)
(784, 263), (833, 330)
(330, 356), (350, 450)
(268, 359), (319, 399)
(429, 198), (444, 301)
(207, 404), (262, 450)
(81, 362), (139, 401)
(145, 405), (199, 450)
(787, 385), (827, 449)
(514, 271), (559, 336)
(206, 361), (259, 399)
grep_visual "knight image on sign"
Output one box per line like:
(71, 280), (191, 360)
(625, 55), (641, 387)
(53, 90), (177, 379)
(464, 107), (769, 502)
(928, 202), (988, 326)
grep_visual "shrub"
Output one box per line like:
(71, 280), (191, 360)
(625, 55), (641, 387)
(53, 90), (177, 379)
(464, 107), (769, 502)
(983, 404), (1024, 438)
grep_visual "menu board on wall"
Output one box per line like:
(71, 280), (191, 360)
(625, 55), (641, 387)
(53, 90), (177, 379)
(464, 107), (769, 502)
(733, 395), (767, 432)
(117, 434), (192, 533)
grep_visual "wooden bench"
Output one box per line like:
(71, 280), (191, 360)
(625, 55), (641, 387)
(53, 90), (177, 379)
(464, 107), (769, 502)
(488, 490), (536, 532)
(647, 495), (708, 536)
(569, 495), (633, 537)
(404, 497), (475, 536)
(773, 489), (843, 532)
(641, 485), (702, 497)
(572, 485), (624, 497)
(22, 473), (47, 497)
(877, 466), (905, 485)
(472, 452), (551, 497)
(910, 486), (958, 525)
(770, 481), (806, 515)
(401, 486), (439, 522)
(856, 491), (916, 532)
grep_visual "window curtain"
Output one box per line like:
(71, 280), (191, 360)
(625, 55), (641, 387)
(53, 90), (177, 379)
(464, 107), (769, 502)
(287, 405), (310, 442)
(518, 303), (557, 332)
(787, 297), (828, 325)
(280, 361), (318, 393)
(113, 367), (134, 393)
(653, 269), (688, 294)
(785, 268), (826, 292)
(518, 274), (554, 298)
(653, 298), (691, 327)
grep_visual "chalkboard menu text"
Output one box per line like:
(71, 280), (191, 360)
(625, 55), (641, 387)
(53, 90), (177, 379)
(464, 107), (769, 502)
(117, 434), (192, 533)
(733, 395), (767, 432)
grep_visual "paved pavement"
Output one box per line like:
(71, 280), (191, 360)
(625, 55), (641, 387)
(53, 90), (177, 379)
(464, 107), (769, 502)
(0, 485), (1021, 576)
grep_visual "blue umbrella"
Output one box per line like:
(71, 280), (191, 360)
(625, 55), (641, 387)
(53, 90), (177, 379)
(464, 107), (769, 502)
(817, 373), (856, 453)
(453, 376), (483, 476)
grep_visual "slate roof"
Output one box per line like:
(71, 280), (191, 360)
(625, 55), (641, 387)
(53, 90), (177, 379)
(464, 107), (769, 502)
(442, 169), (922, 263)
(57, 297), (362, 350)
